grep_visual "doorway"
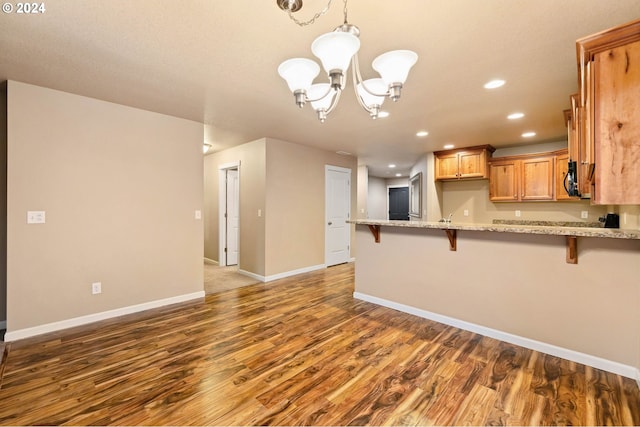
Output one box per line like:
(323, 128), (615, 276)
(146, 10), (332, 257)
(388, 186), (409, 220)
(325, 165), (351, 267)
(218, 162), (240, 267)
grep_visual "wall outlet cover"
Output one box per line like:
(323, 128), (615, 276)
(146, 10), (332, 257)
(91, 282), (102, 295)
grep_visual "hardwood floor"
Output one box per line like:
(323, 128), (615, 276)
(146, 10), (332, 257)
(0, 263), (638, 425)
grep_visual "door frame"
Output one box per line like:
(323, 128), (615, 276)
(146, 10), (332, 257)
(325, 165), (352, 267)
(386, 184), (409, 220)
(218, 161), (240, 267)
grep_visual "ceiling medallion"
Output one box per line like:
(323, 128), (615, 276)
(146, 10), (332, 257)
(276, 0), (418, 123)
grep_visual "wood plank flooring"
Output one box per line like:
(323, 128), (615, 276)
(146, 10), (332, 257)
(0, 263), (638, 425)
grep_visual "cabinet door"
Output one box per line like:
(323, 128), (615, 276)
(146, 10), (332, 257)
(458, 150), (486, 178)
(435, 153), (460, 180)
(555, 152), (578, 201)
(521, 156), (554, 201)
(489, 161), (519, 201)
(592, 39), (640, 204)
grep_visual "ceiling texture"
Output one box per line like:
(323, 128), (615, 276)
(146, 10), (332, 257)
(1, 0), (639, 177)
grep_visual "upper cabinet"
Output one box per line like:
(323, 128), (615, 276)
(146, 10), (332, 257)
(565, 94), (592, 199)
(434, 145), (495, 181)
(489, 153), (556, 202)
(575, 19), (640, 204)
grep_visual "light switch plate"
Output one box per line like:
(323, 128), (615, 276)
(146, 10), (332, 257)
(195, 210), (202, 220)
(27, 211), (46, 224)
(581, 211), (588, 219)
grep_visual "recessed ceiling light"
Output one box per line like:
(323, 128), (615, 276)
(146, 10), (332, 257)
(443, 144), (455, 149)
(522, 131), (536, 138)
(507, 112), (525, 120)
(416, 130), (429, 137)
(395, 173), (402, 177)
(378, 111), (390, 118)
(388, 164), (396, 168)
(484, 79), (505, 89)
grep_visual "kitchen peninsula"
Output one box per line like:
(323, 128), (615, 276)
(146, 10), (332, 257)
(350, 219), (640, 382)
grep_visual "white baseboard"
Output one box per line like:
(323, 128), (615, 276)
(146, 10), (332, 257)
(4, 291), (205, 342)
(0, 320), (6, 330)
(204, 257), (218, 265)
(354, 292), (638, 380)
(239, 264), (326, 283)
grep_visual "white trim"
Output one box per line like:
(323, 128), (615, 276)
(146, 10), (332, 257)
(4, 291), (205, 342)
(636, 368), (640, 389)
(0, 320), (6, 330)
(354, 291), (638, 380)
(239, 264), (326, 283)
(204, 257), (218, 265)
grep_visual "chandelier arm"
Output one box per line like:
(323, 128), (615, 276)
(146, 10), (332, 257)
(324, 87), (343, 116)
(305, 84), (334, 103)
(352, 58), (375, 114)
(352, 53), (390, 97)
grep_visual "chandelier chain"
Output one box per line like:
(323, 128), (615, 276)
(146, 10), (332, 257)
(342, 0), (348, 23)
(286, 0), (334, 27)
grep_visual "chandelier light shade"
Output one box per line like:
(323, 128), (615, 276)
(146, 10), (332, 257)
(311, 32), (360, 75)
(277, 58), (320, 93)
(372, 50), (418, 86)
(276, 0), (417, 122)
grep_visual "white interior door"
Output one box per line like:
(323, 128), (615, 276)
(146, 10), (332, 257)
(226, 169), (239, 266)
(325, 165), (351, 267)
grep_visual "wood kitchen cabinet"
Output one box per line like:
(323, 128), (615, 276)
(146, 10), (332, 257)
(555, 149), (579, 201)
(489, 154), (555, 202)
(565, 94), (592, 198)
(576, 19), (640, 204)
(434, 145), (495, 181)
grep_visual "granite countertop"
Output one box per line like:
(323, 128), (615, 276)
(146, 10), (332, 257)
(348, 219), (640, 240)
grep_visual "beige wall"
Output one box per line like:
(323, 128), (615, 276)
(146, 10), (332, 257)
(441, 179), (610, 224)
(355, 225), (640, 371)
(410, 153), (442, 221)
(357, 166), (368, 219)
(6, 81), (204, 333)
(203, 139), (266, 275)
(264, 138), (357, 276)
(203, 137), (357, 278)
(0, 83), (6, 325)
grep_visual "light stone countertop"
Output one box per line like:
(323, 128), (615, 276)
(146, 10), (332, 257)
(348, 219), (640, 240)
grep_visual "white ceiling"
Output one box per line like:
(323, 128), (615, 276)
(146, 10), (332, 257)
(1, 0), (639, 177)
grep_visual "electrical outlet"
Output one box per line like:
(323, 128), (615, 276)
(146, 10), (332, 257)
(463, 209), (469, 217)
(195, 210), (202, 220)
(27, 211), (46, 224)
(581, 211), (588, 219)
(258, 209), (262, 217)
(92, 282), (102, 295)
(515, 210), (521, 217)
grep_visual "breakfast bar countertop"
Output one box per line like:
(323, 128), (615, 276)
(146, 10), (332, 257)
(348, 219), (640, 240)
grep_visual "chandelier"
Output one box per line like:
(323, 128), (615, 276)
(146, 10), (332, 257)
(276, 0), (418, 122)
